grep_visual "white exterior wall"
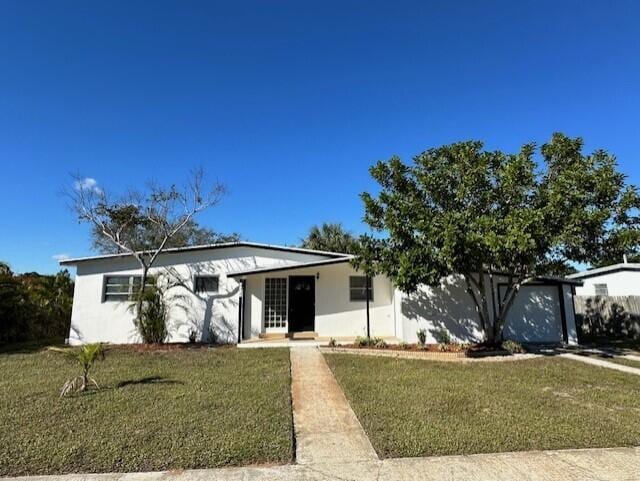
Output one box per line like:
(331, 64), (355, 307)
(573, 271), (640, 296)
(242, 263), (396, 338)
(66, 243), (579, 346)
(68, 246), (330, 345)
(401, 275), (486, 344)
(399, 274), (578, 345)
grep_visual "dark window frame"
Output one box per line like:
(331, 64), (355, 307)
(594, 283), (609, 296)
(194, 275), (220, 294)
(103, 275), (155, 302)
(349, 276), (374, 302)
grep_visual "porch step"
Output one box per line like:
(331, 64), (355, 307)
(290, 331), (318, 340)
(259, 333), (287, 340)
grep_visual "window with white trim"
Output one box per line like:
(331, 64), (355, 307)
(264, 278), (287, 328)
(103, 275), (155, 302)
(349, 276), (374, 301)
(594, 283), (608, 296)
(194, 275), (219, 294)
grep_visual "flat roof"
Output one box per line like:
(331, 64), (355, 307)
(59, 241), (350, 265)
(227, 257), (354, 277)
(567, 263), (640, 280)
(532, 275), (583, 286)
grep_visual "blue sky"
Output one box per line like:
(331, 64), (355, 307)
(1, 0), (639, 274)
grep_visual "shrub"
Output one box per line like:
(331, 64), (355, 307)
(416, 329), (427, 346)
(373, 337), (388, 348)
(355, 336), (387, 348)
(0, 265), (73, 344)
(440, 343), (465, 352)
(502, 339), (527, 354)
(130, 286), (168, 344)
(207, 325), (218, 345)
(188, 329), (198, 344)
(328, 338), (338, 348)
(432, 328), (452, 345)
(398, 341), (409, 350)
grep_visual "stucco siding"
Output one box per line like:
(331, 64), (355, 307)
(68, 246), (331, 345)
(401, 275), (486, 344)
(574, 270), (640, 296)
(242, 263), (396, 338)
(66, 244), (578, 346)
(400, 275), (575, 344)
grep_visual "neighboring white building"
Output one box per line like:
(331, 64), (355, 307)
(60, 242), (581, 346)
(568, 263), (640, 296)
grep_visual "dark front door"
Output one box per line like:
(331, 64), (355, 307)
(288, 276), (315, 333)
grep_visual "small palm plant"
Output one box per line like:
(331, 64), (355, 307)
(51, 343), (106, 397)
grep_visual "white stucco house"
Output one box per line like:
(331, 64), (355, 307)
(568, 262), (640, 296)
(60, 242), (581, 346)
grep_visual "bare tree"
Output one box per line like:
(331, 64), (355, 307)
(67, 169), (226, 338)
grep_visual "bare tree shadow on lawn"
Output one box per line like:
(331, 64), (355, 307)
(116, 376), (183, 388)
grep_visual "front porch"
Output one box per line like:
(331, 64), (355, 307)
(229, 258), (400, 343)
(238, 335), (402, 349)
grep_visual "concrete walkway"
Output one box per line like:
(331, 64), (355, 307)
(289, 347), (378, 465)
(561, 352), (640, 376)
(5, 447), (639, 480)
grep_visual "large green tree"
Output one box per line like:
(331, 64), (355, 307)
(354, 133), (640, 342)
(0, 263), (74, 344)
(301, 222), (359, 254)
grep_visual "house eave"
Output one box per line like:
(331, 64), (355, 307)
(227, 257), (354, 278)
(59, 242), (350, 266)
(566, 263), (640, 280)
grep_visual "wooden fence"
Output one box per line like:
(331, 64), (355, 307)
(574, 296), (640, 340)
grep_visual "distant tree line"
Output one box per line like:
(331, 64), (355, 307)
(0, 262), (74, 344)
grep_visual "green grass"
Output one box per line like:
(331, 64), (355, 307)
(570, 351), (640, 370)
(0, 346), (293, 476)
(608, 357), (640, 369)
(324, 354), (640, 458)
(580, 339), (640, 356)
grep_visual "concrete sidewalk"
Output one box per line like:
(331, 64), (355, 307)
(561, 352), (640, 376)
(4, 447), (638, 480)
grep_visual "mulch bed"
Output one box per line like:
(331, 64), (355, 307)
(338, 343), (467, 353)
(323, 342), (513, 359)
(320, 346), (467, 360)
(110, 343), (233, 353)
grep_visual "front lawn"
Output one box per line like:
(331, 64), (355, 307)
(609, 357), (640, 369)
(0, 346), (293, 476)
(324, 354), (640, 458)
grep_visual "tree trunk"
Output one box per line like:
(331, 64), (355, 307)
(365, 274), (371, 338)
(494, 278), (524, 341)
(477, 272), (492, 339)
(135, 266), (149, 331)
(464, 273), (490, 342)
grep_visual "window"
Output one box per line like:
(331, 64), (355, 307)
(349, 276), (374, 302)
(103, 275), (155, 302)
(595, 283), (608, 296)
(194, 276), (219, 294)
(264, 278), (287, 329)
